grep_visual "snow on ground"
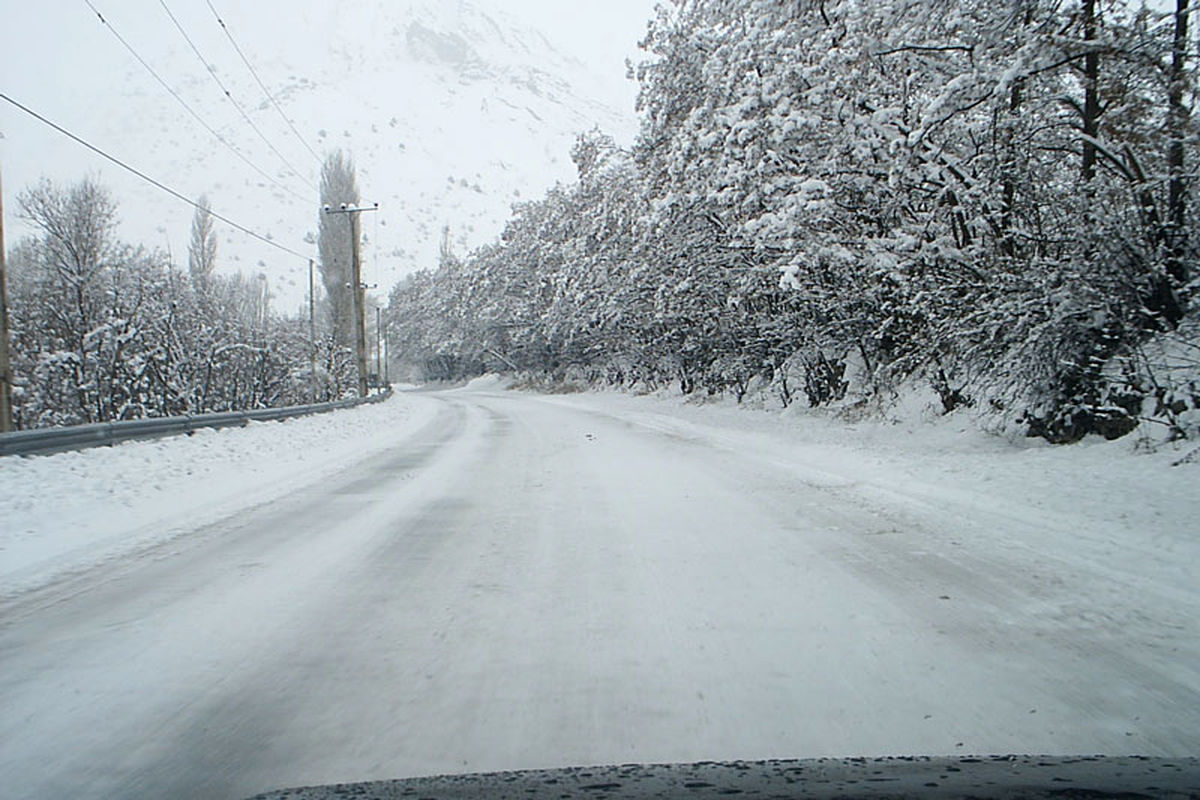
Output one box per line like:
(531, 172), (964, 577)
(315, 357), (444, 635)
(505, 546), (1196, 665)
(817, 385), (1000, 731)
(540, 382), (1198, 565)
(460, 373), (511, 392)
(3, 380), (1199, 797)
(0, 393), (438, 598)
(5, 378), (1195, 608)
(526, 382), (1200, 650)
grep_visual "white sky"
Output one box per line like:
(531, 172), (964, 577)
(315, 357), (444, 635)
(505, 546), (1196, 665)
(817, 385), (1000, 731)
(0, 0), (657, 308)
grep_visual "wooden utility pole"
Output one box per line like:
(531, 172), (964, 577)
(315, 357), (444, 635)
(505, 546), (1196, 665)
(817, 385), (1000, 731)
(0, 168), (14, 432)
(323, 202), (377, 398)
(375, 306), (382, 388)
(350, 210), (368, 397)
(308, 258), (318, 402)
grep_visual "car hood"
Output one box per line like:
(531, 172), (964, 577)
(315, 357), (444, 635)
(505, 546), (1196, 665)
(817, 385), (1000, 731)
(247, 755), (1200, 799)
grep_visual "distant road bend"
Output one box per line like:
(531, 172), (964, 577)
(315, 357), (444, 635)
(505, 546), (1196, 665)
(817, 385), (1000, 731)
(1, 386), (1198, 799)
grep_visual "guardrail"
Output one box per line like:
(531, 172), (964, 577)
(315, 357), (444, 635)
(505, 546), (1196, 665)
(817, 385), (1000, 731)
(0, 388), (393, 457)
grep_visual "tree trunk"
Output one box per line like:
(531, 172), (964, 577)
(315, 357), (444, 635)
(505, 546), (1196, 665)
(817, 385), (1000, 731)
(1167, 0), (1190, 287)
(1081, 0), (1101, 182)
(1000, 6), (1034, 258)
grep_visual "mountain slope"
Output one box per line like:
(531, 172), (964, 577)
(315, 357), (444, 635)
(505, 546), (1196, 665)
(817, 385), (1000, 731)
(0, 0), (647, 311)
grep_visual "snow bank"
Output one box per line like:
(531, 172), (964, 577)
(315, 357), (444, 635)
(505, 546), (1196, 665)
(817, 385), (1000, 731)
(460, 373), (511, 391)
(0, 393), (439, 597)
(536, 386), (1200, 608)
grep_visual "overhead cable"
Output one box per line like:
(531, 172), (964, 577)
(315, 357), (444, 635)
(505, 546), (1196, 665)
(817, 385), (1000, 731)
(157, 0), (316, 192)
(82, 0), (313, 205)
(205, 0), (325, 166)
(0, 92), (312, 262)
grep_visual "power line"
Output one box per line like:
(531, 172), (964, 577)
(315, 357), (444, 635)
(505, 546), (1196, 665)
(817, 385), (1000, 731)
(156, 0), (316, 192)
(205, 0), (325, 167)
(82, 0), (313, 205)
(0, 92), (312, 263)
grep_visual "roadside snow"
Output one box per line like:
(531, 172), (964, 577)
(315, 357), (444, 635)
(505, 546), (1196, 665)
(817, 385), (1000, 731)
(460, 374), (510, 392)
(0, 394), (438, 597)
(532, 385), (1200, 627)
(3, 381), (1199, 794)
(5, 378), (1195, 630)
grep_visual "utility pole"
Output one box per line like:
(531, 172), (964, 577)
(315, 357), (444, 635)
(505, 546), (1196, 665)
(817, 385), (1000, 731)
(0, 168), (14, 432)
(375, 306), (382, 390)
(323, 202), (377, 398)
(308, 258), (317, 403)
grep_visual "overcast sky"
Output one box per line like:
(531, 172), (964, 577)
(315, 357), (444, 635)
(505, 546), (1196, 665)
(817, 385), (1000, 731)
(0, 0), (656, 147)
(1, 0), (658, 305)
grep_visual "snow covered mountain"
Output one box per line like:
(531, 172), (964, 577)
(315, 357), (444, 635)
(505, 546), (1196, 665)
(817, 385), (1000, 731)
(0, 0), (648, 311)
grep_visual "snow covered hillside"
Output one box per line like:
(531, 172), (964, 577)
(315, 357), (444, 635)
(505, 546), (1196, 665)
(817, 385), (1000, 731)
(0, 0), (649, 311)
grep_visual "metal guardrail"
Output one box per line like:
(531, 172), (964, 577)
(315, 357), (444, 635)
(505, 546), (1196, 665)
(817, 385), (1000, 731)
(0, 388), (393, 457)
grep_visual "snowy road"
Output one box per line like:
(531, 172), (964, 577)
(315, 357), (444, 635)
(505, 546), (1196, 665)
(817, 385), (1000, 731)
(2, 387), (1198, 799)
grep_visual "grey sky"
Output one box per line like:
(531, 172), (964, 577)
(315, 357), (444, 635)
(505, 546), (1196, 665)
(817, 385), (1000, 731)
(1, 1), (658, 306)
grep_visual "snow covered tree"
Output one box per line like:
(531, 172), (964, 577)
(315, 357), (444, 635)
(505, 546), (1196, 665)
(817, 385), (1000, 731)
(187, 195), (217, 292)
(318, 150), (360, 347)
(390, 0), (1198, 440)
(8, 177), (324, 426)
(15, 178), (121, 423)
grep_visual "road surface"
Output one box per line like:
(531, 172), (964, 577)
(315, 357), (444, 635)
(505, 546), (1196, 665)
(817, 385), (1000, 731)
(2, 387), (1198, 799)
